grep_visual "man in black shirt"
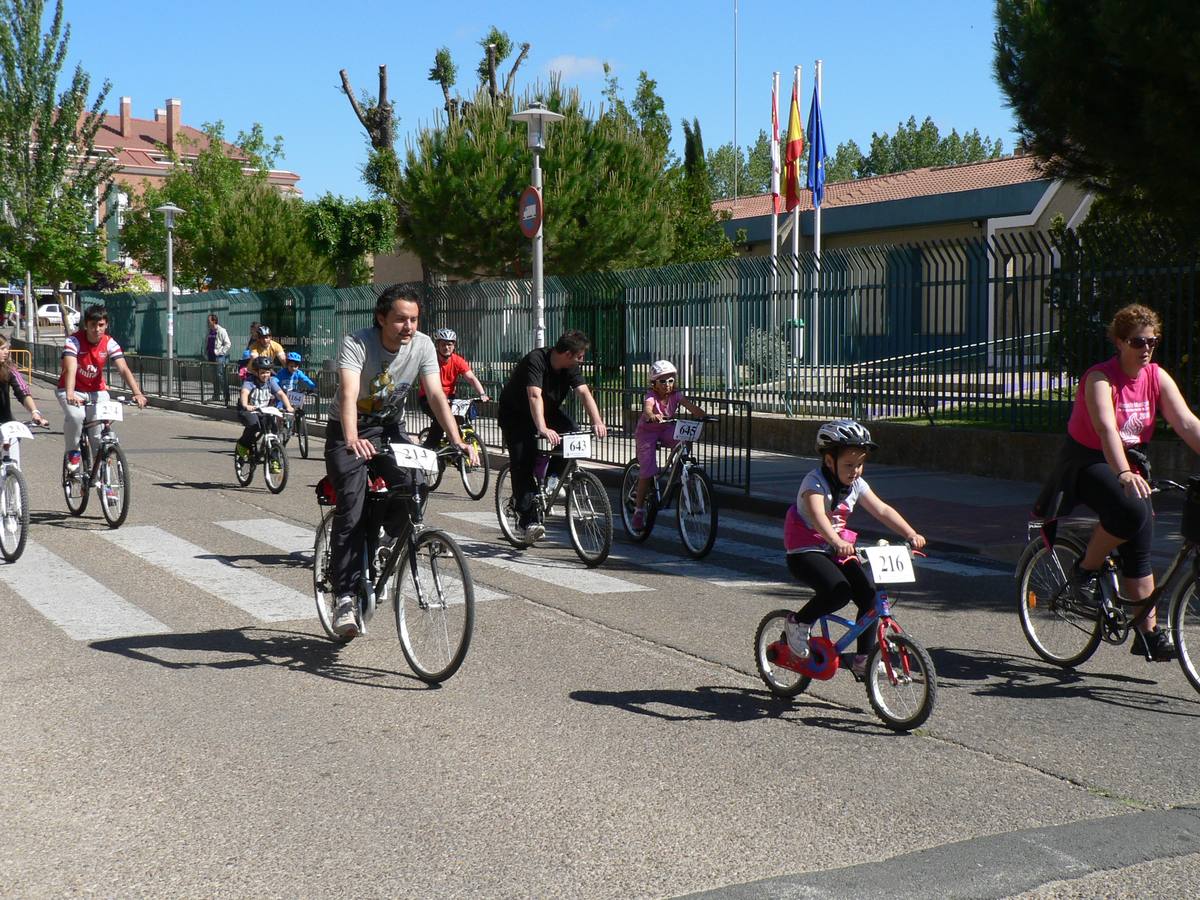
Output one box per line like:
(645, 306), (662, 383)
(497, 330), (608, 540)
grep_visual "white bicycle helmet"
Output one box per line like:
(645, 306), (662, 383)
(649, 359), (677, 382)
(433, 328), (457, 342)
(815, 419), (877, 455)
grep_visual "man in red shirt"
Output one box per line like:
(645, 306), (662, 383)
(419, 327), (489, 448)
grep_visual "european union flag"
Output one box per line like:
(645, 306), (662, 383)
(806, 88), (827, 207)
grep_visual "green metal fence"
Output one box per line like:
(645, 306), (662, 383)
(81, 231), (1200, 433)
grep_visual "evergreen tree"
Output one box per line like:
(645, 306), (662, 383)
(994, 0), (1200, 234)
(860, 116), (1002, 177)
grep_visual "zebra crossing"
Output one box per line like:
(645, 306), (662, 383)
(0, 503), (1006, 644)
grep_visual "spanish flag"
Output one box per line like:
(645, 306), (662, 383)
(783, 82), (804, 212)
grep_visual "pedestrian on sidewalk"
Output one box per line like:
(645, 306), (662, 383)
(1038, 303), (1200, 662)
(203, 314), (231, 404)
(782, 419), (925, 677)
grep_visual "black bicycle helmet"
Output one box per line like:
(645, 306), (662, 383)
(815, 419), (877, 455)
(250, 355), (274, 372)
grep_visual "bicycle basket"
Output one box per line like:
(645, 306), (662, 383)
(1183, 475), (1200, 543)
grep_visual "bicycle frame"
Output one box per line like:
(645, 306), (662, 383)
(78, 418), (118, 484)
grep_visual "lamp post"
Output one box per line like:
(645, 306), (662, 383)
(510, 102), (564, 349)
(155, 203), (184, 393)
(23, 233), (35, 345)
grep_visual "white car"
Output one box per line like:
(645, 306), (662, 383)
(36, 302), (81, 330)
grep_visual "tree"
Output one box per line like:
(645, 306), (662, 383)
(0, 0), (116, 294)
(120, 122), (328, 290)
(398, 81), (674, 278)
(826, 139), (864, 183)
(706, 130), (772, 200)
(671, 118), (735, 262)
(304, 194), (397, 288)
(859, 116), (1002, 177)
(994, 0), (1200, 234)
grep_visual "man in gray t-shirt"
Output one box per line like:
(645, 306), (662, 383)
(323, 286), (475, 638)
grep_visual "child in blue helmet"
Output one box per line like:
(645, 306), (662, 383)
(275, 351), (317, 411)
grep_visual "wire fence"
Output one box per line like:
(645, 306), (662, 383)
(76, 230), (1200, 433)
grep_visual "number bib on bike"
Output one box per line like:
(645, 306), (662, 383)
(862, 545), (915, 583)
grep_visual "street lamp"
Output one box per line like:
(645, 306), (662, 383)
(510, 101), (564, 349)
(155, 203), (184, 393)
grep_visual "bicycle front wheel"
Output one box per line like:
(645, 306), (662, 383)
(494, 465), (533, 548)
(1017, 535), (1102, 668)
(1169, 578), (1200, 694)
(458, 432), (489, 500)
(676, 465), (717, 559)
(866, 632), (937, 731)
(0, 466), (30, 562)
(566, 470), (612, 567)
(98, 444), (131, 528)
(394, 529), (475, 683)
(754, 609), (811, 698)
(264, 439), (289, 494)
(63, 451), (89, 516)
(296, 414), (309, 459)
(313, 510), (352, 643)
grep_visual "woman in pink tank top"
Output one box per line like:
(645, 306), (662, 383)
(1060, 304), (1200, 661)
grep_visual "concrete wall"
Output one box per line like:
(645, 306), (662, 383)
(750, 413), (1196, 485)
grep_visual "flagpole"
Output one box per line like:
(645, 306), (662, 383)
(770, 71), (779, 302)
(732, 0), (738, 207)
(791, 65), (801, 360)
(812, 59), (823, 369)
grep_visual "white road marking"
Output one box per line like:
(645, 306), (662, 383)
(216, 518), (510, 603)
(441, 510), (788, 593)
(442, 529), (654, 594)
(101, 526), (312, 622)
(0, 543), (170, 640)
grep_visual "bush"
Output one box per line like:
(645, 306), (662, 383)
(743, 325), (789, 382)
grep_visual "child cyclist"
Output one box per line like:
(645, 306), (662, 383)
(784, 419), (926, 676)
(275, 351), (317, 406)
(630, 359), (707, 531)
(235, 357), (294, 467)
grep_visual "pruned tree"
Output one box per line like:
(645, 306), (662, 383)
(304, 194), (397, 288)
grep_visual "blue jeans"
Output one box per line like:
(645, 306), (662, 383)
(210, 354), (228, 402)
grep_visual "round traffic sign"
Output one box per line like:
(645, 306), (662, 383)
(518, 186), (543, 239)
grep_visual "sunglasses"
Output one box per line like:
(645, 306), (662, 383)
(654, 376), (676, 384)
(1126, 336), (1160, 350)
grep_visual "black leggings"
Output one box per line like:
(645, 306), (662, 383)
(1075, 461), (1153, 578)
(788, 552), (878, 655)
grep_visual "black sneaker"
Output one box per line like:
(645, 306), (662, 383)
(1069, 562), (1100, 614)
(1131, 626), (1176, 662)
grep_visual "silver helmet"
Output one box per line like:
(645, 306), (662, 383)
(815, 419), (877, 455)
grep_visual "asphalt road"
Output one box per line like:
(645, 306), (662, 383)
(1, 405), (1197, 899)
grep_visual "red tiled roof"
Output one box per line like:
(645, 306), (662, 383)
(713, 155), (1047, 220)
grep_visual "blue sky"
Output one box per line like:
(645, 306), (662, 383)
(63, 0), (1014, 199)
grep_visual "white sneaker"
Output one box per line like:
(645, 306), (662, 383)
(784, 614), (811, 659)
(332, 596), (359, 638)
(523, 522), (545, 542)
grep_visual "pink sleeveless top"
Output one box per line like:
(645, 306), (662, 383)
(1066, 357), (1160, 450)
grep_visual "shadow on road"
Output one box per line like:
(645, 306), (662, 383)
(153, 480), (234, 491)
(89, 627), (431, 690)
(569, 684), (907, 735)
(931, 646), (1200, 716)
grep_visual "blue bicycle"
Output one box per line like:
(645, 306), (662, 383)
(754, 541), (938, 731)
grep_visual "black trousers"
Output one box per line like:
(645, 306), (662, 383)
(788, 552), (878, 655)
(499, 409), (575, 527)
(324, 423), (422, 597)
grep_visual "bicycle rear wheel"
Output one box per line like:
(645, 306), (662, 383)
(566, 470), (612, 567)
(417, 427), (446, 491)
(458, 432), (489, 500)
(394, 529), (475, 683)
(264, 439), (289, 494)
(63, 450), (89, 516)
(677, 465), (717, 559)
(234, 447), (255, 486)
(619, 461), (654, 542)
(296, 414), (309, 459)
(1017, 535), (1102, 668)
(866, 632), (937, 731)
(313, 510), (352, 642)
(1170, 578), (1200, 694)
(494, 465), (534, 548)
(754, 609), (811, 698)
(98, 444), (131, 528)
(0, 467), (30, 562)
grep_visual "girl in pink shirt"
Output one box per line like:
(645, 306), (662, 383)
(629, 360), (707, 532)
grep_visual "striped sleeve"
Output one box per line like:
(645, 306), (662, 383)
(62, 335), (80, 357)
(104, 336), (125, 360)
(10, 368), (31, 402)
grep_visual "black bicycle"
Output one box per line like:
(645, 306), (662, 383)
(313, 441), (475, 684)
(417, 398), (490, 500)
(279, 390), (314, 459)
(1016, 473), (1200, 694)
(62, 397), (131, 528)
(494, 429), (613, 567)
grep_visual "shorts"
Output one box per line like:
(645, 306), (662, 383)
(636, 426), (677, 477)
